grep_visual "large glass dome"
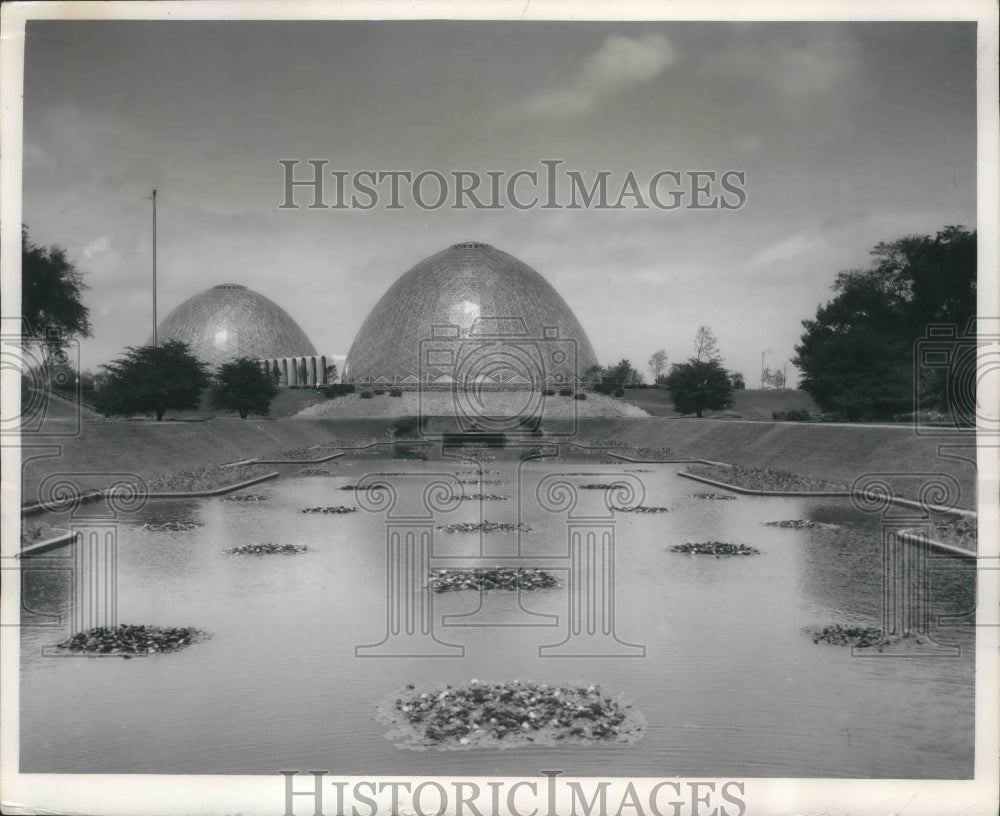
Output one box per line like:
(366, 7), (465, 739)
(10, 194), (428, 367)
(345, 242), (598, 387)
(150, 284), (317, 368)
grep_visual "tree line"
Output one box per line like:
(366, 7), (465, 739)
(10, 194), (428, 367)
(19, 224), (977, 422)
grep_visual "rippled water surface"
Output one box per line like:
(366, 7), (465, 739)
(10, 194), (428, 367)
(20, 454), (975, 777)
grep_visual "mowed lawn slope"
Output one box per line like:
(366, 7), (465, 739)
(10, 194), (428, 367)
(18, 416), (394, 505)
(18, 413), (977, 511)
(620, 387), (821, 418)
(569, 417), (976, 509)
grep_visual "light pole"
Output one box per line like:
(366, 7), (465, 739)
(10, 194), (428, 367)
(151, 188), (158, 347)
(760, 348), (771, 389)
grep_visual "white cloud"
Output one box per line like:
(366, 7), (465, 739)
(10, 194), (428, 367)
(518, 33), (678, 119)
(702, 33), (854, 100)
(748, 233), (828, 268)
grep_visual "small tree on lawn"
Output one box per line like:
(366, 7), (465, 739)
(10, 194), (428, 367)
(212, 357), (280, 419)
(648, 349), (669, 383)
(664, 358), (734, 418)
(94, 340), (209, 421)
(694, 325), (721, 362)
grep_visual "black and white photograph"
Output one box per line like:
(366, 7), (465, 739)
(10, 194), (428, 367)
(1, 1), (997, 814)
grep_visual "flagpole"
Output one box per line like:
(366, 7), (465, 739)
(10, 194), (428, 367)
(152, 189), (158, 347)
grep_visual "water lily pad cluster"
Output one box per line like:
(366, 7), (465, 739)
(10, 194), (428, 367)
(455, 470), (502, 476)
(610, 505), (671, 513)
(429, 568), (559, 592)
(454, 493), (510, 501)
(671, 541), (759, 556)
(457, 479), (505, 485)
(764, 519), (842, 529)
(338, 484), (385, 491)
(221, 494), (269, 502)
(224, 543), (307, 555)
(300, 506), (357, 514)
(376, 679), (646, 750)
(141, 521), (204, 532)
(437, 520), (532, 534)
(805, 624), (889, 648)
(687, 463), (845, 492)
(691, 493), (737, 501)
(298, 468), (339, 476)
(57, 624), (205, 655)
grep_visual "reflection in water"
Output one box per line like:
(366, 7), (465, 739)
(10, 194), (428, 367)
(19, 459), (975, 778)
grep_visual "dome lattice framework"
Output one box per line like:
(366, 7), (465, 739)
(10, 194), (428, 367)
(151, 284), (317, 368)
(345, 243), (598, 388)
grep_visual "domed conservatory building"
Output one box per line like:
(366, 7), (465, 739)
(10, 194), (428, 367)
(152, 283), (331, 386)
(345, 242), (598, 390)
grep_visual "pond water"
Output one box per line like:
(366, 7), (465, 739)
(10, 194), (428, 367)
(20, 451), (975, 778)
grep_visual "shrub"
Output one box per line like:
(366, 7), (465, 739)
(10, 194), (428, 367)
(574, 392), (588, 400)
(613, 387), (625, 398)
(773, 410), (811, 422)
(558, 387), (574, 397)
(373, 389), (386, 396)
(322, 383), (356, 398)
(360, 391), (373, 399)
(544, 389), (556, 396)
(390, 388), (403, 397)
(817, 411), (849, 423)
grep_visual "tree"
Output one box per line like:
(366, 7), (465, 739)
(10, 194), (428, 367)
(212, 357), (280, 419)
(325, 363), (338, 384)
(729, 372), (746, 390)
(664, 358), (734, 417)
(762, 367), (786, 390)
(694, 325), (721, 362)
(21, 226), (92, 364)
(93, 341), (210, 421)
(608, 359), (642, 387)
(793, 226), (975, 420)
(648, 349), (669, 383)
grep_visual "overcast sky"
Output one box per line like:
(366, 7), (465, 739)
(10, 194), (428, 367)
(21, 20), (977, 384)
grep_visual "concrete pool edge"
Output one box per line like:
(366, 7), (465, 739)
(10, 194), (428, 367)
(677, 471), (977, 557)
(19, 471), (282, 556)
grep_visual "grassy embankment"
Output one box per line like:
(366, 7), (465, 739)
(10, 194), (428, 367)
(619, 387), (820, 419)
(17, 413), (977, 511)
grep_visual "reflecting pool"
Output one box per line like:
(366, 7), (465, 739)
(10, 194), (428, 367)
(20, 453), (975, 777)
